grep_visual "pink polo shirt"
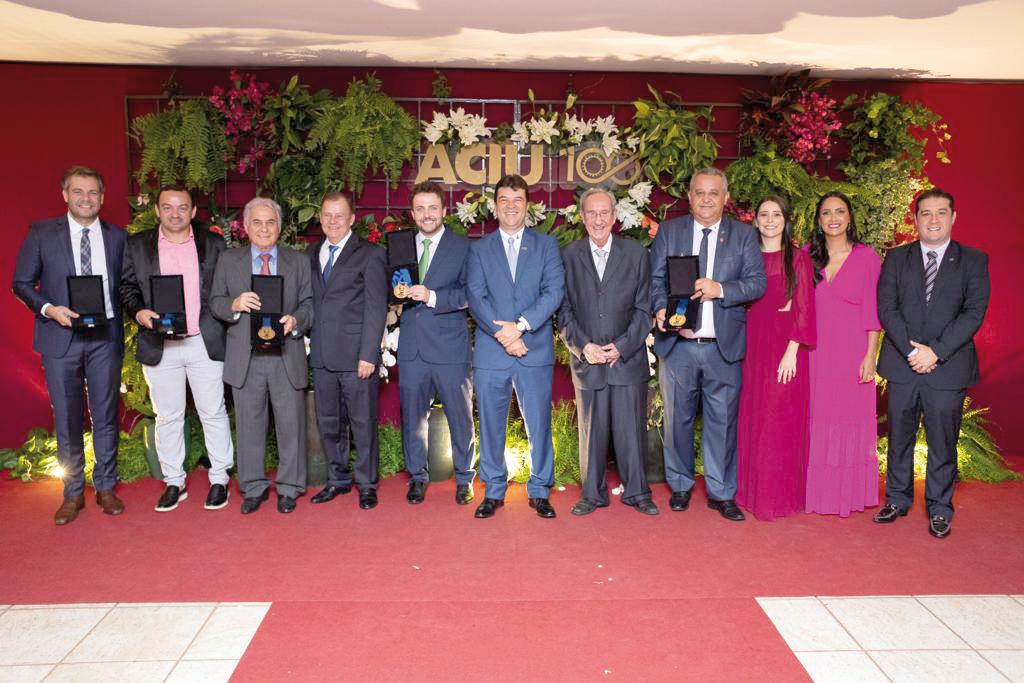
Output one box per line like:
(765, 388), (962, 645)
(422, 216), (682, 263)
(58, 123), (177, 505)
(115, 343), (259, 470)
(157, 228), (201, 336)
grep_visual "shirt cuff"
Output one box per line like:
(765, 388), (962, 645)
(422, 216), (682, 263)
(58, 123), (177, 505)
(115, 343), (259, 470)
(233, 311), (241, 322)
(517, 315), (532, 331)
(427, 290), (437, 308)
(41, 303), (52, 318)
(907, 348), (919, 358)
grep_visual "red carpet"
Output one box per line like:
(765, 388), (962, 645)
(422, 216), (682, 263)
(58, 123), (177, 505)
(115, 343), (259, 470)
(1, 472), (1022, 679)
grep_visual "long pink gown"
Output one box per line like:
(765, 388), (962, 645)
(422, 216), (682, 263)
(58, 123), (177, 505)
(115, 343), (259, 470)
(736, 249), (816, 521)
(805, 243), (882, 517)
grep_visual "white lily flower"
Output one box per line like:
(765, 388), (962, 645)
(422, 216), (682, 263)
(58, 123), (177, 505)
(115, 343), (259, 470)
(525, 202), (547, 227)
(616, 198), (642, 230)
(456, 199), (478, 225)
(628, 181), (653, 207)
(485, 195), (496, 217)
(529, 116), (561, 144)
(385, 328), (400, 351)
(379, 364), (390, 379)
(626, 135), (640, 151)
(423, 123), (446, 144)
(558, 204), (578, 217)
(510, 121), (530, 149)
(602, 132), (622, 157)
(447, 107), (471, 129)
(382, 349), (397, 368)
(593, 115), (618, 135)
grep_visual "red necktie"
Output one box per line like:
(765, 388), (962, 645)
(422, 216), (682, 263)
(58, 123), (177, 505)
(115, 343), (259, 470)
(259, 253), (271, 275)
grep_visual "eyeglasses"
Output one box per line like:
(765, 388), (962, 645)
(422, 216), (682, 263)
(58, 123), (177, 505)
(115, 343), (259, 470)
(584, 210), (613, 220)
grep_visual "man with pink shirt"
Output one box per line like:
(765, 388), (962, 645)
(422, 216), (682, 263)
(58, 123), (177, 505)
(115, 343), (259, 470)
(121, 185), (233, 512)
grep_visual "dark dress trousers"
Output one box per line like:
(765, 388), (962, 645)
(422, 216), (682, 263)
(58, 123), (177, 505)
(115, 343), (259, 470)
(649, 215), (766, 500)
(12, 215), (126, 497)
(558, 235), (653, 506)
(877, 240), (990, 520)
(307, 235), (388, 492)
(396, 230), (475, 485)
(209, 246), (314, 498)
(120, 226), (227, 365)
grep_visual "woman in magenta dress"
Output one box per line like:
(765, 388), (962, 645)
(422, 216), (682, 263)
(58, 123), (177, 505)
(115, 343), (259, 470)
(805, 192), (882, 517)
(736, 195), (816, 521)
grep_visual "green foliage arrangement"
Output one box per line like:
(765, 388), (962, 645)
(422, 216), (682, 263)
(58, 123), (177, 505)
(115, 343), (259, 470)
(263, 75), (332, 156)
(631, 86), (718, 198)
(738, 69), (832, 154)
(844, 159), (928, 249)
(377, 423), (406, 478)
(263, 154), (328, 244)
(842, 92), (950, 176)
(0, 426), (152, 485)
(132, 98), (229, 192)
(306, 75), (419, 195)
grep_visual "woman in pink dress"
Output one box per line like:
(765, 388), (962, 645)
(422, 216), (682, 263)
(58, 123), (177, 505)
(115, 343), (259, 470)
(736, 195), (816, 521)
(805, 192), (882, 517)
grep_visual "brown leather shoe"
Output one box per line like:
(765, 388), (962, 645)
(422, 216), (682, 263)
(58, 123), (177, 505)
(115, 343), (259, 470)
(95, 490), (125, 516)
(54, 495), (85, 525)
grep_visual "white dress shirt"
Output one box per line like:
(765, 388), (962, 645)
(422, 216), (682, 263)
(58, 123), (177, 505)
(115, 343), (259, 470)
(318, 230), (352, 274)
(54, 213), (113, 319)
(416, 227), (443, 308)
(499, 226), (530, 329)
(920, 238), (951, 275)
(682, 219), (721, 339)
(590, 233), (612, 279)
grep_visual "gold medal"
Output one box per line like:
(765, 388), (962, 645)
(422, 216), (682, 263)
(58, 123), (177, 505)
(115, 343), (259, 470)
(393, 283), (409, 298)
(669, 313), (686, 327)
(258, 326), (277, 341)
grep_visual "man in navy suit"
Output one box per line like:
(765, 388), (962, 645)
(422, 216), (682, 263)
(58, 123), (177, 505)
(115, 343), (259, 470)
(875, 188), (990, 539)
(397, 181), (476, 505)
(12, 166), (127, 524)
(467, 174), (565, 519)
(650, 167), (766, 521)
(306, 191), (388, 510)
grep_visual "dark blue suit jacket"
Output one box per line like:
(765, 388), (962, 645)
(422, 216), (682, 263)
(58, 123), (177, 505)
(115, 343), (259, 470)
(649, 214), (766, 363)
(466, 228), (565, 369)
(877, 240), (989, 390)
(396, 230), (471, 365)
(12, 215), (125, 358)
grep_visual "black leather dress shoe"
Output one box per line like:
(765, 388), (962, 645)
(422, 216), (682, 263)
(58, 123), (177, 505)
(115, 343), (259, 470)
(455, 484), (475, 505)
(277, 495), (296, 514)
(929, 515), (951, 539)
(629, 498), (660, 516)
(474, 497), (504, 518)
(529, 497), (556, 518)
(407, 481), (426, 505)
(155, 485), (186, 512)
(571, 499), (600, 516)
(707, 498), (745, 521)
(204, 484), (229, 510)
(359, 489), (378, 510)
(240, 489), (270, 515)
(310, 484), (353, 504)
(669, 490), (691, 512)
(874, 503), (908, 523)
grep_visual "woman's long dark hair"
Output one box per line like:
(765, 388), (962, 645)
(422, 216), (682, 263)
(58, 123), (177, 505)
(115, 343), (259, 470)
(754, 194), (797, 300)
(809, 191), (860, 285)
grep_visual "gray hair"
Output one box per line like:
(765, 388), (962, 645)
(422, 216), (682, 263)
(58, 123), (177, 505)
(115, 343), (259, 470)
(578, 186), (617, 214)
(690, 166), (729, 193)
(243, 196), (283, 226)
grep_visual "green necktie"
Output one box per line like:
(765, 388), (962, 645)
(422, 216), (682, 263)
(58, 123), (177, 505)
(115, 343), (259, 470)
(419, 238), (432, 281)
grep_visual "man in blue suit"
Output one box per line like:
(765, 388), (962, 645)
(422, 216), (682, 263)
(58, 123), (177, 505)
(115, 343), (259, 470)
(467, 174), (565, 518)
(12, 166), (127, 525)
(398, 182), (476, 505)
(650, 167), (766, 521)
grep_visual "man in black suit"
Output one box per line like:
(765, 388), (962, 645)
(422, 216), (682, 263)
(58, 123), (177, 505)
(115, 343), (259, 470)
(12, 166), (127, 524)
(120, 185), (233, 513)
(875, 188), (990, 539)
(559, 188), (657, 516)
(397, 182), (476, 505)
(307, 191), (388, 510)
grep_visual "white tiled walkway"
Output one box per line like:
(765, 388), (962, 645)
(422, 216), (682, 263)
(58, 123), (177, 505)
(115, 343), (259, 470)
(759, 595), (1024, 682)
(0, 602), (269, 682)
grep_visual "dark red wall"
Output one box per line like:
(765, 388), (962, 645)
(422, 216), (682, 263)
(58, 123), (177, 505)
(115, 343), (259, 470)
(2, 63), (1021, 455)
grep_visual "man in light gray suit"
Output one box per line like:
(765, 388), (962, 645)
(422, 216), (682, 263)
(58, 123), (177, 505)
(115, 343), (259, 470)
(210, 197), (314, 514)
(650, 168), (766, 521)
(559, 188), (657, 516)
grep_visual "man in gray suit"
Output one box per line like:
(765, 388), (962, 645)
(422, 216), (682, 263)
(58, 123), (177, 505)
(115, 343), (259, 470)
(210, 197), (314, 514)
(650, 168), (766, 521)
(559, 187), (657, 516)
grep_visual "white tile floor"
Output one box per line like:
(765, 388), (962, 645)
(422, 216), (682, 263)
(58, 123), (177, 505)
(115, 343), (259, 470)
(759, 595), (1024, 682)
(0, 602), (269, 683)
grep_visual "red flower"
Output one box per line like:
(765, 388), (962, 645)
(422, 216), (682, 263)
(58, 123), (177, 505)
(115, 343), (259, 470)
(367, 226), (382, 244)
(208, 224), (224, 236)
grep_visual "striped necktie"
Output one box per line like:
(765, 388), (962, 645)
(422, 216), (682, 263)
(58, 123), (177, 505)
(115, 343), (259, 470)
(80, 227), (92, 276)
(924, 250), (938, 304)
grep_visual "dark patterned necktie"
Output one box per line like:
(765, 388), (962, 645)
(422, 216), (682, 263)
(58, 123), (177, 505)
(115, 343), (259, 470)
(80, 227), (92, 276)
(322, 244), (339, 280)
(694, 228), (711, 330)
(924, 250), (938, 304)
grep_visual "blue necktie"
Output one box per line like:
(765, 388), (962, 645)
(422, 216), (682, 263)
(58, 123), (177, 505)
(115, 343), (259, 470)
(322, 244), (339, 281)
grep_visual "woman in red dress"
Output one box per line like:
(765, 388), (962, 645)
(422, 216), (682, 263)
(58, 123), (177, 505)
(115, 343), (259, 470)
(736, 195), (816, 520)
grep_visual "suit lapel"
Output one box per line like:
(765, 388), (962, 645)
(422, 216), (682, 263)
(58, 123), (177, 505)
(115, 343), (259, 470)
(577, 239), (601, 286)
(57, 216), (76, 275)
(678, 217), (695, 257)
(712, 218), (730, 274)
(601, 238), (623, 285)
(928, 240), (960, 309)
(100, 222), (119, 302)
(907, 243), (927, 310)
(492, 231), (515, 287)
(329, 235), (360, 284)
(422, 230), (445, 288)
(513, 229), (532, 284)
(145, 229), (161, 276)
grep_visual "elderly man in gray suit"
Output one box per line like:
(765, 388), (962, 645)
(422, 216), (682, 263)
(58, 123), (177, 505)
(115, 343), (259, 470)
(559, 187), (657, 516)
(210, 197), (314, 514)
